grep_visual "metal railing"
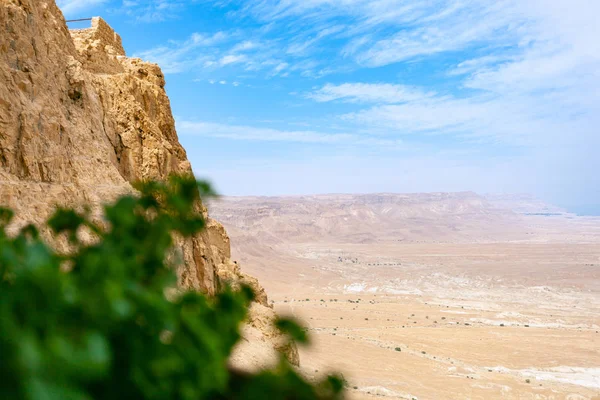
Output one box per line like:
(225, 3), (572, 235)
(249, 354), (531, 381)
(66, 18), (93, 23)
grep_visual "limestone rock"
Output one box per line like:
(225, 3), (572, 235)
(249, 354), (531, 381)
(0, 1), (296, 367)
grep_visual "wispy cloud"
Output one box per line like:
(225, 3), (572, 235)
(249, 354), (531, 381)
(219, 54), (247, 65)
(297, 0), (600, 151)
(135, 30), (299, 76)
(177, 120), (402, 147)
(307, 83), (436, 103)
(121, 0), (192, 22)
(134, 31), (230, 73)
(228, 0), (524, 67)
(89, 0), (600, 204)
(314, 79), (598, 147)
(339, 94), (569, 146)
(137, 0), (599, 148)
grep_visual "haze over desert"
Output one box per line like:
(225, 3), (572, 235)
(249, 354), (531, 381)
(210, 193), (600, 399)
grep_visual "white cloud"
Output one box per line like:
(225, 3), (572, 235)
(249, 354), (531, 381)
(284, 25), (345, 56)
(177, 120), (402, 146)
(134, 31), (229, 73)
(143, 0), (599, 204)
(299, 0), (600, 151)
(220, 54), (247, 65)
(231, 41), (259, 52)
(272, 62), (288, 73)
(307, 83), (435, 103)
(352, 2), (521, 67)
(121, 0), (191, 22)
(202, 80), (245, 86)
(448, 55), (515, 77)
(231, 0), (600, 81)
(136, 31), (295, 76)
(340, 95), (562, 146)
(236, 1), (519, 63)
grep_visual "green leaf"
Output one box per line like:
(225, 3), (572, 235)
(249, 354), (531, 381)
(0, 175), (340, 400)
(0, 207), (14, 228)
(275, 317), (310, 345)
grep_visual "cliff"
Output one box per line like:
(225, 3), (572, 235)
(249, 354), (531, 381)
(0, 1), (296, 368)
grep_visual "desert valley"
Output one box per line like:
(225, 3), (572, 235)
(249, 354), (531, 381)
(2, 1), (599, 399)
(210, 192), (600, 399)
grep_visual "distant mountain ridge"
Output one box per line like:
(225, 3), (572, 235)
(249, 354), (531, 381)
(209, 191), (533, 245)
(484, 194), (571, 216)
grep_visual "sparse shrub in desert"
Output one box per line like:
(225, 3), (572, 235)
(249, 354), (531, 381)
(0, 176), (344, 400)
(395, 347), (401, 352)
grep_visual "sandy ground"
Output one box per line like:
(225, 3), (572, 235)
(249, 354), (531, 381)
(210, 195), (600, 399)
(251, 240), (600, 399)
(275, 292), (599, 399)
(265, 241), (600, 399)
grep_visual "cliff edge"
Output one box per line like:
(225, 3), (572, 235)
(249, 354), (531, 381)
(0, 1), (296, 368)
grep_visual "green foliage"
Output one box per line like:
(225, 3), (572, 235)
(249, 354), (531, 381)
(0, 176), (344, 400)
(275, 318), (310, 345)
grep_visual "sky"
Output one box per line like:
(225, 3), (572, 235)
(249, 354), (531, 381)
(58, 0), (600, 212)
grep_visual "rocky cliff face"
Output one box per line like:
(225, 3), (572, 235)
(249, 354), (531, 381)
(0, 1), (296, 367)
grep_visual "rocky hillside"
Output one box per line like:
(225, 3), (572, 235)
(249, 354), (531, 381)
(209, 192), (528, 245)
(0, 1), (295, 368)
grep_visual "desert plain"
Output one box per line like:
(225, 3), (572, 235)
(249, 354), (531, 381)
(210, 192), (600, 399)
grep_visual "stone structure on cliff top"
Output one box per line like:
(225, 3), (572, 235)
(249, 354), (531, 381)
(0, 1), (297, 368)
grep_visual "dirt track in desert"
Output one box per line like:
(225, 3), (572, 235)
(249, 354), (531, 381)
(209, 193), (600, 399)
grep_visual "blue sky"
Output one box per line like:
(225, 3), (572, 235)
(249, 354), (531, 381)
(59, 0), (600, 211)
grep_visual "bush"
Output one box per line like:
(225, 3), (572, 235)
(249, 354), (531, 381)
(0, 176), (343, 400)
